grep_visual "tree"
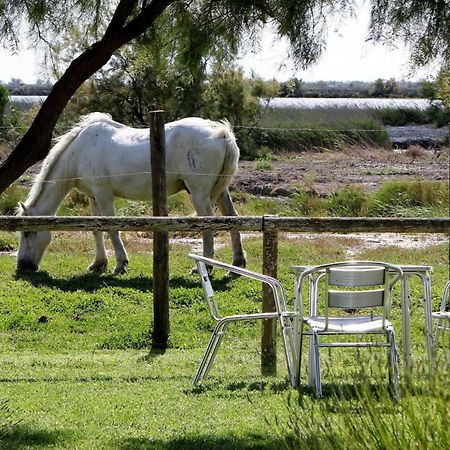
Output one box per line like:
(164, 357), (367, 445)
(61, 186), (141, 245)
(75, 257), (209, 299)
(1, 0), (450, 193)
(0, 0), (352, 193)
(369, 0), (450, 68)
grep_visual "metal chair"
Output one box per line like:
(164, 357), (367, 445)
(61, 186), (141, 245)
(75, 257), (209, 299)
(432, 281), (450, 367)
(189, 253), (297, 386)
(295, 261), (403, 397)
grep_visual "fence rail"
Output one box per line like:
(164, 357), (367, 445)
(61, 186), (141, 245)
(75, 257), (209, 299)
(1, 215), (450, 234)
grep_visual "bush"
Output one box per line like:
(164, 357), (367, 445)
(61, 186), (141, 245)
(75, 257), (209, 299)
(367, 180), (448, 216)
(328, 187), (367, 216)
(290, 189), (327, 216)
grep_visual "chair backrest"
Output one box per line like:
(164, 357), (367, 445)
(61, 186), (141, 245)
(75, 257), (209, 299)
(327, 266), (387, 309)
(298, 261), (403, 330)
(439, 280), (450, 313)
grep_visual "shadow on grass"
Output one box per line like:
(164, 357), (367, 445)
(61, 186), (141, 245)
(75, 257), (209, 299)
(14, 270), (235, 294)
(116, 434), (288, 450)
(188, 379), (291, 395)
(0, 425), (74, 449)
(299, 381), (402, 404)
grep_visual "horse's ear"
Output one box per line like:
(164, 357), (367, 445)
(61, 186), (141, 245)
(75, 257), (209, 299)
(18, 201), (28, 216)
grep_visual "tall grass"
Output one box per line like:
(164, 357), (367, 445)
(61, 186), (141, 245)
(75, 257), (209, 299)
(286, 180), (448, 218)
(253, 107), (390, 153)
(275, 370), (450, 449)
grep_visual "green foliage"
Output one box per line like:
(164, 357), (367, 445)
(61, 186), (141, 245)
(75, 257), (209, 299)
(290, 189), (327, 216)
(328, 186), (367, 216)
(367, 180), (448, 217)
(277, 374), (450, 449)
(370, 0), (450, 67)
(0, 84), (8, 126)
(0, 184), (24, 215)
(374, 107), (430, 126)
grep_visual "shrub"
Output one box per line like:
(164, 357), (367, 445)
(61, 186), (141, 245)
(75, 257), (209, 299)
(367, 180), (448, 216)
(290, 189), (327, 216)
(328, 187), (367, 217)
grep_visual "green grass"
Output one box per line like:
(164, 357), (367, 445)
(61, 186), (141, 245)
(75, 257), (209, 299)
(0, 232), (449, 448)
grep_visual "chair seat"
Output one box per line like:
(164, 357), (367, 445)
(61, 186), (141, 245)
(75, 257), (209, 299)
(306, 315), (390, 333)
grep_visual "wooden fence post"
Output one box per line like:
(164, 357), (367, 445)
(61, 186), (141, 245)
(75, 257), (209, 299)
(150, 110), (169, 348)
(261, 227), (278, 375)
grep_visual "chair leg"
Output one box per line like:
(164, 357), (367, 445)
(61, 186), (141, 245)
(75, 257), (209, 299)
(295, 321), (305, 388)
(387, 327), (400, 400)
(312, 329), (322, 398)
(193, 321), (228, 385)
(279, 314), (297, 387)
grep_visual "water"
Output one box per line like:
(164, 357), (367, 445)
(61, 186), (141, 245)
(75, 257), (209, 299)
(9, 95), (436, 112)
(266, 97), (435, 110)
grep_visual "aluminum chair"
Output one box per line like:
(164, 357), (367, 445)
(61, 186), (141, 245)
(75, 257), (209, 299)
(432, 281), (450, 367)
(295, 261), (403, 398)
(189, 253), (297, 386)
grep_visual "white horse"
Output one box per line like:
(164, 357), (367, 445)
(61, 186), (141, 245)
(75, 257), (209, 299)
(17, 112), (246, 273)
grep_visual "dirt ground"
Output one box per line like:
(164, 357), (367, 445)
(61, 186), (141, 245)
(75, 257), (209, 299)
(232, 146), (448, 197)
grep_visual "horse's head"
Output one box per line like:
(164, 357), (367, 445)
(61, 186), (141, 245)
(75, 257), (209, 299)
(16, 202), (52, 272)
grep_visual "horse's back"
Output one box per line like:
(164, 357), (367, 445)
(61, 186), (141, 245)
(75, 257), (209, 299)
(70, 115), (238, 200)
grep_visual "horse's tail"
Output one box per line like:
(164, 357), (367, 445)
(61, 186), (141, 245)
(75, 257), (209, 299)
(210, 120), (240, 202)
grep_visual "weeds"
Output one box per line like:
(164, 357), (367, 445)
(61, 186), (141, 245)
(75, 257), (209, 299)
(0, 184), (25, 215)
(276, 369), (450, 450)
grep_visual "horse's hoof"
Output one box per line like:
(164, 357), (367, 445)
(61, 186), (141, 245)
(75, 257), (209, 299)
(88, 261), (108, 273)
(232, 255), (247, 268)
(113, 263), (129, 275)
(16, 260), (39, 272)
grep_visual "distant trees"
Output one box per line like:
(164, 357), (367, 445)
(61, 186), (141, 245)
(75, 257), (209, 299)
(278, 79), (426, 98)
(3, 79), (53, 96)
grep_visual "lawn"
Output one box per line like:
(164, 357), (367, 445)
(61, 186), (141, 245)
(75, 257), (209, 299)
(0, 231), (449, 449)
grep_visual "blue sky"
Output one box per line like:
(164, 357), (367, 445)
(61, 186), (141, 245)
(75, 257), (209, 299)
(0, 2), (437, 84)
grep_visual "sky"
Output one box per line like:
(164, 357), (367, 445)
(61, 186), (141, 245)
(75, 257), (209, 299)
(0, 2), (438, 85)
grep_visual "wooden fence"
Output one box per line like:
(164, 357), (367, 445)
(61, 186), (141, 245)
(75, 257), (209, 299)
(1, 215), (450, 374)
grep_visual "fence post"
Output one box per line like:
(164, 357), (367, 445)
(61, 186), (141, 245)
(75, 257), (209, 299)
(261, 227), (278, 375)
(448, 122), (450, 280)
(150, 110), (169, 348)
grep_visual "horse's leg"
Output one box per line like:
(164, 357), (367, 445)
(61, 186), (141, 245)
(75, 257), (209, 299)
(190, 192), (214, 261)
(88, 198), (108, 273)
(92, 190), (129, 274)
(217, 189), (247, 268)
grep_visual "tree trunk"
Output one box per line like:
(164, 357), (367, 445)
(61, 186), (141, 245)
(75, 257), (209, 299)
(0, 0), (175, 194)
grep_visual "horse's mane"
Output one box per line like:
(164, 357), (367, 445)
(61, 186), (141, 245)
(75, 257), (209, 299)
(23, 113), (114, 209)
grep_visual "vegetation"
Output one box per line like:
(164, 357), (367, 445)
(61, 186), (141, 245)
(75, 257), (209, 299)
(0, 0), (354, 193)
(278, 78), (430, 98)
(0, 230), (448, 448)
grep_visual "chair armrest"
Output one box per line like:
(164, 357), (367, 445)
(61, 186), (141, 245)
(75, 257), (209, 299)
(188, 253), (289, 312)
